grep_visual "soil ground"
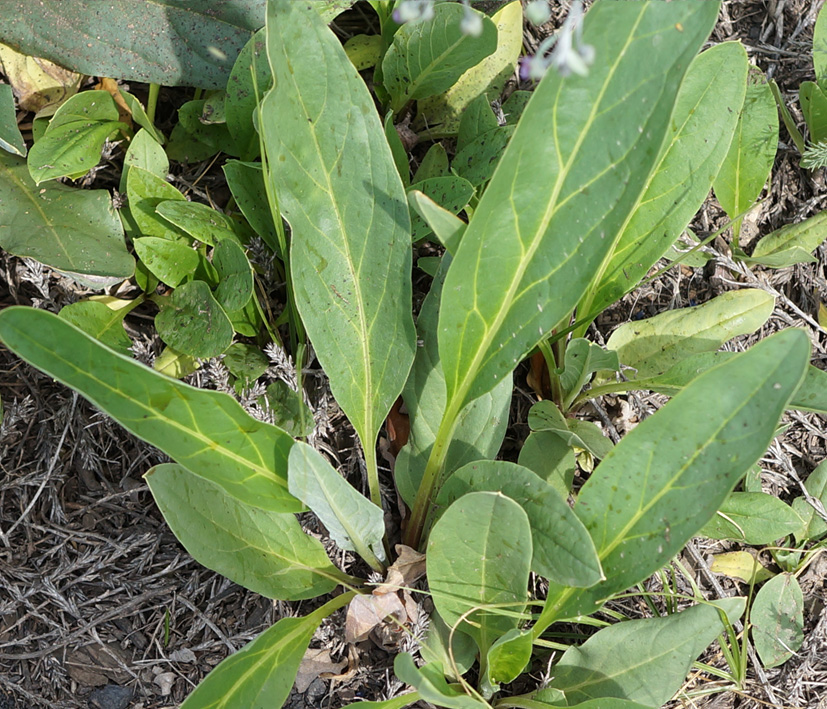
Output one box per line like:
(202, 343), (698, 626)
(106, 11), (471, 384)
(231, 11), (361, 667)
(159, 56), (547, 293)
(1, 1), (827, 707)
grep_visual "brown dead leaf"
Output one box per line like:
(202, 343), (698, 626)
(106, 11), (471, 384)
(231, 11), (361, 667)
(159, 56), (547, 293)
(526, 350), (551, 399)
(386, 397), (410, 456)
(0, 42), (81, 114)
(375, 544), (426, 594)
(94, 77), (132, 128)
(295, 647), (347, 693)
(345, 591), (407, 644)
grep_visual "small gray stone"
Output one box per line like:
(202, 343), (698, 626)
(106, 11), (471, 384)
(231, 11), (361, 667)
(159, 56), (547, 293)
(88, 684), (133, 709)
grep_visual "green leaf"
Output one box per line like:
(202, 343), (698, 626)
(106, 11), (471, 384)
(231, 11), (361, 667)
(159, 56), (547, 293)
(792, 459), (827, 541)
(485, 628), (533, 689)
(177, 99), (233, 153)
(120, 128), (168, 196)
(165, 121), (218, 164)
(408, 176), (474, 241)
(407, 190), (466, 254)
(385, 111), (410, 187)
(427, 491), (532, 657)
(58, 300), (132, 357)
(550, 599), (745, 707)
(700, 492), (805, 544)
(527, 401), (613, 460)
(213, 238), (254, 312)
(394, 655), (488, 709)
(226, 28), (270, 161)
(814, 2), (827, 83)
(180, 592), (353, 709)
(539, 698), (650, 709)
(133, 236), (198, 288)
(801, 81), (827, 145)
(415, 1), (523, 138)
(223, 343), (268, 383)
(560, 339), (619, 401)
(27, 90), (127, 183)
(501, 91), (531, 125)
(537, 329), (809, 626)
(0, 83), (26, 156)
(585, 41), (748, 315)
(146, 463), (348, 600)
(126, 166), (186, 241)
(156, 199), (241, 247)
(0, 152), (134, 281)
(420, 612), (478, 681)
(118, 90), (164, 145)
(155, 280), (234, 358)
(344, 33), (383, 71)
(288, 441), (386, 566)
(153, 345), (200, 379)
(395, 258), (510, 507)
(438, 1), (721, 413)
(747, 211), (827, 268)
(712, 75), (778, 236)
(0, 306), (300, 513)
(452, 125), (514, 187)
(224, 160), (281, 254)
(437, 461), (603, 588)
(382, 3), (497, 113)
(457, 93), (500, 153)
(340, 695), (421, 709)
(262, 0), (416, 467)
(711, 550), (774, 584)
(606, 289), (774, 379)
(412, 142), (449, 183)
(518, 430), (576, 500)
(751, 573), (804, 668)
(264, 382), (314, 439)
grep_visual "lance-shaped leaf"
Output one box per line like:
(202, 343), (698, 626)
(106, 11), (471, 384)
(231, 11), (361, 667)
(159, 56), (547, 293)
(180, 592), (353, 709)
(262, 0), (416, 465)
(747, 211), (827, 268)
(438, 1), (721, 413)
(382, 2), (497, 113)
(585, 41), (748, 315)
(288, 442), (386, 566)
(536, 329), (809, 628)
(0, 307), (301, 513)
(0, 152), (133, 281)
(0, 84), (26, 156)
(146, 464), (350, 600)
(550, 598), (745, 707)
(427, 491), (532, 658)
(605, 289), (774, 379)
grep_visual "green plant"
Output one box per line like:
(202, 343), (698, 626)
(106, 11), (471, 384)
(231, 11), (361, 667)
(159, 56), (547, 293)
(2, 1), (827, 707)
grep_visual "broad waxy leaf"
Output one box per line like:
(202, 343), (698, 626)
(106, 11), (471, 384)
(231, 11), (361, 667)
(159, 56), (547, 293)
(213, 238), (254, 312)
(537, 329), (809, 627)
(427, 491), (532, 657)
(408, 176), (474, 242)
(394, 655), (488, 709)
(27, 90), (128, 184)
(419, 612), (477, 681)
(751, 574), (804, 668)
(437, 461), (603, 588)
(0, 152), (134, 281)
(748, 211), (827, 268)
(559, 339), (619, 400)
(452, 126), (514, 187)
(456, 93), (500, 153)
(153, 345), (200, 380)
(340, 695), (421, 709)
(518, 430), (576, 500)
(550, 599), (745, 707)
(395, 257), (511, 507)
(439, 1), (721, 413)
(416, 1), (523, 138)
(126, 166), (186, 241)
(711, 550), (774, 584)
(700, 492), (805, 544)
(132, 236), (199, 288)
(382, 3), (497, 113)
(344, 33), (383, 71)
(288, 442), (386, 565)
(412, 142), (449, 183)
(224, 342), (268, 383)
(155, 280), (234, 358)
(180, 592), (354, 709)
(485, 628), (533, 690)
(146, 463), (349, 600)
(155, 199), (241, 246)
(407, 191), (466, 254)
(0, 83), (26, 156)
(223, 160), (281, 254)
(0, 307), (301, 513)
(226, 28), (270, 161)
(262, 0), (416, 463)
(585, 42), (748, 315)
(58, 300), (132, 357)
(712, 75), (779, 235)
(527, 401), (613, 460)
(606, 289), (774, 379)
(120, 128), (168, 195)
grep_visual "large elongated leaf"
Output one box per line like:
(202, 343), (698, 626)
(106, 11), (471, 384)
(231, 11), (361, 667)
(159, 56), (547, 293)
(382, 3), (497, 113)
(180, 592), (353, 709)
(288, 442), (386, 565)
(427, 491), (532, 659)
(0, 307), (301, 513)
(146, 464), (350, 600)
(605, 289), (774, 379)
(262, 0), (416, 464)
(438, 1), (721, 413)
(550, 599), (745, 707)
(585, 41), (748, 315)
(0, 152), (133, 281)
(537, 329), (809, 628)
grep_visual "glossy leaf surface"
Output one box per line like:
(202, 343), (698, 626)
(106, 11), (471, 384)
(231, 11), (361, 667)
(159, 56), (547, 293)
(550, 599), (745, 706)
(538, 329), (809, 626)
(438, 1), (720, 412)
(0, 152), (133, 280)
(0, 307), (300, 513)
(147, 463), (347, 600)
(382, 3), (497, 112)
(262, 0), (416, 459)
